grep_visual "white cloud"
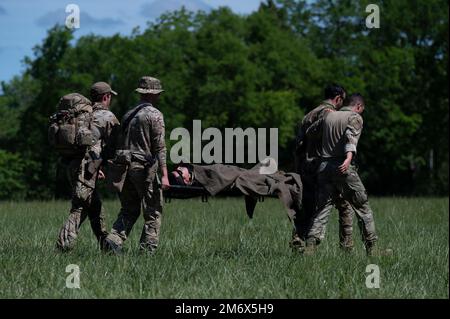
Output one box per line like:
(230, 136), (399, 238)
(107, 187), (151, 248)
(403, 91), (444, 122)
(36, 9), (125, 29)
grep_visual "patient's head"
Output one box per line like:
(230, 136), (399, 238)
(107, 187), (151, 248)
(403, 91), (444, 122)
(169, 166), (192, 186)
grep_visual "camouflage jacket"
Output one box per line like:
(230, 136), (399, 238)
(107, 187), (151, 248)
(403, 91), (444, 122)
(79, 103), (120, 187)
(295, 101), (337, 165)
(118, 102), (167, 169)
(320, 106), (363, 159)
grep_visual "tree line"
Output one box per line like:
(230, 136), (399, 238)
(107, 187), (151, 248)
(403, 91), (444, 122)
(0, 0), (448, 199)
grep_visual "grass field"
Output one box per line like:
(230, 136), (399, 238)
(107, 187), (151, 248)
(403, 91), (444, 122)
(0, 197), (448, 298)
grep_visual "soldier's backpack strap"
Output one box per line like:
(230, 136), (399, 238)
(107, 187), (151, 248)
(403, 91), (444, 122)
(122, 103), (151, 133)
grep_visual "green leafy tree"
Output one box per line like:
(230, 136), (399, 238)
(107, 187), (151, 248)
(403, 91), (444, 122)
(0, 1), (447, 198)
(0, 150), (27, 199)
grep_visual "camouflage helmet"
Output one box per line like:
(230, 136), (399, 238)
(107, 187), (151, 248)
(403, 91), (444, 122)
(135, 76), (164, 94)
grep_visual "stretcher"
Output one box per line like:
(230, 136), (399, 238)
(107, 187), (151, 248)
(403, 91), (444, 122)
(163, 185), (269, 219)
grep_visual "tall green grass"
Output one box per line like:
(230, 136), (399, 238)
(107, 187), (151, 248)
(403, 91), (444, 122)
(0, 197), (448, 298)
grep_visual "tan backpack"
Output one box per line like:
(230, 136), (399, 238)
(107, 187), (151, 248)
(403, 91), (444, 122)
(48, 93), (97, 157)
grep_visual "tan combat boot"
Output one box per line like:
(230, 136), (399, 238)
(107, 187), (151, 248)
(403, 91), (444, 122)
(304, 238), (318, 255)
(366, 241), (393, 257)
(103, 233), (124, 255)
(289, 232), (305, 254)
(339, 236), (354, 253)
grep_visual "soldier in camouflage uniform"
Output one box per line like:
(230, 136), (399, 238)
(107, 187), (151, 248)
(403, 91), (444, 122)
(305, 93), (388, 256)
(105, 76), (170, 254)
(56, 82), (120, 251)
(292, 84), (355, 252)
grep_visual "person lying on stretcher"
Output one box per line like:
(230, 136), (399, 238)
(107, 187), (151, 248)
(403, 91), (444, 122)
(165, 163), (302, 222)
(168, 164), (196, 186)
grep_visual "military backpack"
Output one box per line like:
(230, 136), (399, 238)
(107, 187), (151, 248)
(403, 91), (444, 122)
(48, 93), (97, 157)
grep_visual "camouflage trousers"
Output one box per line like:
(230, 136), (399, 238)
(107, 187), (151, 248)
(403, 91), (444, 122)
(292, 162), (354, 250)
(56, 158), (107, 251)
(106, 162), (163, 252)
(306, 161), (378, 249)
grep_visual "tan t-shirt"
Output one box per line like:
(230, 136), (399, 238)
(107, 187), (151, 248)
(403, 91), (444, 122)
(296, 101), (336, 162)
(321, 106), (363, 159)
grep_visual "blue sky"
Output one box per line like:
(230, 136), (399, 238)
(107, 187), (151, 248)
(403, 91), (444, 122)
(0, 0), (263, 84)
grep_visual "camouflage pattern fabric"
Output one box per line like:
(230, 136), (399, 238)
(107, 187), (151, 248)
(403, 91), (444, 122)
(292, 102), (354, 251)
(106, 161), (163, 252)
(119, 103), (167, 170)
(135, 76), (165, 95)
(56, 103), (119, 251)
(307, 162), (377, 248)
(106, 100), (167, 253)
(56, 157), (107, 251)
(337, 197), (354, 249)
(291, 161), (354, 250)
(90, 103), (120, 164)
(306, 107), (378, 251)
